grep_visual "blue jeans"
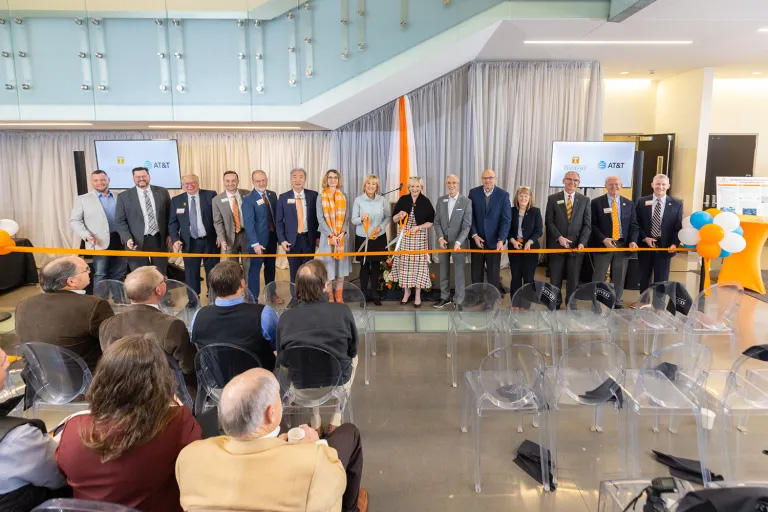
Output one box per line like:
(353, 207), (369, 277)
(93, 232), (127, 298)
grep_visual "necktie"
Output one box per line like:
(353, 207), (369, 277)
(651, 199), (662, 238)
(611, 198), (620, 239)
(263, 193), (275, 232)
(144, 189), (158, 234)
(566, 195), (573, 222)
(296, 193), (305, 233)
(448, 197), (454, 222)
(231, 196), (241, 233)
(190, 196), (199, 238)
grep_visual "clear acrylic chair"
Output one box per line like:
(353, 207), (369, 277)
(461, 344), (552, 492)
(506, 281), (559, 364)
(193, 343), (263, 415)
(704, 345), (768, 480)
(550, 341), (628, 486)
(449, 283), (502, 388)
(261, 281), (295, 316)
(160, 279), (200, 329)
(276, 345), (354, 428)
(165, 354), (193, 411)
(21, 342), (92, 419)
(556, 282), (616, 363)
(684, 282), (744, 365)
(244, 288), (258, 304)
(626, 342), (713, 485)
(339, 281), (376, 385)
(92, 279), (131, 314)
(33, 499), (140, 511)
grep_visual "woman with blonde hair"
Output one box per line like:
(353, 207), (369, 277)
(316, 169), (351, 302)
(391, 176), (434, 308)
(507, 186), (542, 296)
(351, 174), (390, 305)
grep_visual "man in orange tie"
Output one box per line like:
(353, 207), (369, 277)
(276, 168), (320, 284)
(213, 171), (252, 279)
(590, 176), (639, 308)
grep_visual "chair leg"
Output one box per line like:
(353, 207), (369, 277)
(721, 410), (734, 480)
(628, 408), (640, 477)
(617, 405), (628, 477)
(549, 407), (558, 487)
(629, 330), (637, 368)
(592, 406), (604, 433)
(643, 330), (651, 355)
(364, 331), (370, 386)
(461, 378), (471, 433)
(652, 414), (660, 433)
(694, 411), (711, 486)
(538, 409), (552, 491)
(728, 333), (737, 365)
(668, 413), (681, 434)
(474, 401), (482, 493)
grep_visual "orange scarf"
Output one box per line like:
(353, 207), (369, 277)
(322, 188), (346, 258)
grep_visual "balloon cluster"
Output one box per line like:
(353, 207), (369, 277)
(0, 219), (19, 255)
(678, 208), (746, 259)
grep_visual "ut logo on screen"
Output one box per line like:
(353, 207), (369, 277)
(598, 160), (625, 169)
(117, 156), (125, 164)
(571, 156), (580, 164)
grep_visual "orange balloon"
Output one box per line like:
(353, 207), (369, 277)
(0, 230), (14, 255)
(705, 208), (721, 218)
(699, 223), (725, 243)
(696, 241), (721, 259)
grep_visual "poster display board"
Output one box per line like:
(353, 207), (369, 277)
(716, 176), (768, 216)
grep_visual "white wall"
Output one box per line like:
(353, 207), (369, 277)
(603, 79), (657, 134)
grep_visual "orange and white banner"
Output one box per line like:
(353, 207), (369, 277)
(386, 95), (417, 203)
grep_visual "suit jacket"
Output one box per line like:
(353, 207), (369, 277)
(176, 436), (346, 512)
(242, 188), (278, 250)
(433, 194), (472, 249)
(70, 191), (116, 250)
(15, 291), (114, 371)
(590, 194), (639, 246)
(98, 304), (196, 377)
(545, 191), (591, 248)
(508, 206), (543, 249)
(635, 194), (684, 248)
(168, 190), (218, 248)
(115, 185), (171, 248)
(276, 189), (320, 248)
(212, 188), (251, 247)
(467, 186), (512, 246)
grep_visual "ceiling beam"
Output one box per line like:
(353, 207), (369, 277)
(608, 0), (657, 22)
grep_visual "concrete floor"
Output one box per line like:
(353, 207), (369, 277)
(2, 263), (767, 511)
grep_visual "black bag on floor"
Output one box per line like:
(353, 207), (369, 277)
(677, 487), (768, 512)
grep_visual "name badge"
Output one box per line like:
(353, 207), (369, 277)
(221, 198), (229, 203)
(287, 198), (296, 204)
(443, 199), (449, 202)
(455, 208), (463, 211)
(557, 200), (564, 204)
(176, 208), (185, 214)
(257, 199), (265, 206)
(603, 208), (612, 214)
(645, 200), (653, 206)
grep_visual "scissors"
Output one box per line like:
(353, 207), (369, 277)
(356, 217), (372, 264)
(386, 213), (410, 252)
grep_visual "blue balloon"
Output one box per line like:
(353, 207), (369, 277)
(719, 248), (731, 258)
(682, 243), (696, 248)
(732, 226), (744, 236)
(690, 211), (713, 229)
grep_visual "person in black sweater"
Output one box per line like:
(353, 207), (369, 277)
(277, 260), (358, 436)
(507, 186), (543, 298)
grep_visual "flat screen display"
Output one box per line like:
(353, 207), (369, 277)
(549, 141), (635, 188)
(94, 139), (182, 189)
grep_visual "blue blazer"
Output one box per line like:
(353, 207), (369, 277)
(242, 189), (278, 249)
(275, 189), (320, 248)
(590, 194), (639, 246)
(508, 206), (543, 249)
(635, 194), (683, 248)
(468, 185), (512, 246)
(168, 189), (217, 247)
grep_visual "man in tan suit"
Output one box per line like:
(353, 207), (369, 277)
(212, 171), (251, 277)
(15, 256), (113, 371)
(176, 368), (368, 512)
(98, 266), (196, 383)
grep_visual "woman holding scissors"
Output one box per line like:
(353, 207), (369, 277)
(352, 174), (390, 306)
(391, 176), (434, 308)
(316, 169), (351, 302)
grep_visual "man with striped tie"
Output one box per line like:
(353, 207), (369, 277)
(635, 174), (683, 292)
(545, 171), (591, 307)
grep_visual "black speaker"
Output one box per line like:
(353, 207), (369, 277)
(74, 150), (88, 195)
(632, 150), (645, 202)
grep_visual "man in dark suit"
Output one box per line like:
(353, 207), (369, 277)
(467, 169), (512, 294)
(115, 166), (171, 275)
(169, 174), (219, 297)
(242, 170), (279, 298)
(545, 171), (591, 307)
(591, 176), (639, 307)
(635, 174), (683, 292)
(276, 168), (319, 284)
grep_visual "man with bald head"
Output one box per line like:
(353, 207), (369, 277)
(176, 368), (367, 512)
(169, 174), (219, 298)
(15, 256), (113, 370)
(242, 169), (279, 298)
(433, 174), (473, 308)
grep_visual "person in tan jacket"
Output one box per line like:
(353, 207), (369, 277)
(176, 368), (368, 512)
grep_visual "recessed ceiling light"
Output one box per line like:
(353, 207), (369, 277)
(753, 71), (762, 75)
(758, 27), (768, 32)
(146, 125), (301, 130)
(619, 71), (630, 75)
(0, 122), (94, 127)
(523, 40), (692, 45)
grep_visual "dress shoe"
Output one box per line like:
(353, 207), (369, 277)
(372, 296), (382, 306)
(357, 488), (369, 512)
(414, 302), (421, 308)
(335, 288), (344, 303)
(328, 290), (335, 302)
(433, 298), (452, 309)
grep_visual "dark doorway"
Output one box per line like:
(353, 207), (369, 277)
(637, 134), (675, 196)
(704, 134), (757, 209)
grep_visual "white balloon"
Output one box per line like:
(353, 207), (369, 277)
(0, 219), (19, 236)
(713, 211), (740, 232)
(678, 227), (701, 246)
(682, 216), (692, 229)
(719, 232), (747, 254)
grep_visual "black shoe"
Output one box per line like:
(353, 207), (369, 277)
(433, 299), (452, 309)
(414, 302), (421, 309)
(613, 304), (623, 310)
(373, 296), (382, 306)
(455, 304), (463, 312)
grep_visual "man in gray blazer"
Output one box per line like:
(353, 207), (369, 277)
(545, 171), (591, 307)
(433, 174), (473, 309)
(212, 171), (251, 277)
(115, 166), (172, 275)
(70, 170), (127, 291)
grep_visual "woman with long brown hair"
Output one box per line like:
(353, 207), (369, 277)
(55, 333), (201, 512)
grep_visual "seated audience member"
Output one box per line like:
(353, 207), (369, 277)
(176, 368), (367, 512)
(190, 261), (277, 371)
(15, 255), (113, 371)
(0, 348), (70, 510)
(277, 260), (357, 435)
(99, 266), (196, 383)
(56, 334), (202, 512)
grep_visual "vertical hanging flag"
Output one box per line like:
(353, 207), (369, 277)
(386, 95), (417, 202)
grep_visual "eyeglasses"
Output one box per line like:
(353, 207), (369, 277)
(564, 177), (580, 183)
(76, 267), (91, 275)
(155, 276), (167, 288)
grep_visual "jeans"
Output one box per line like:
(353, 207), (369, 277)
(93, 232), (127, 298)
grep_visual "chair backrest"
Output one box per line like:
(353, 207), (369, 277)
(507, 281), (559, 331)
(160, 279), (200, 327)
(454, 283), (501, 331)
(632, 281), (683, 329)
(565, 281), (616, 326)
(244, 288), (258, 304)
(636, 342), (712, 409)
(92, 280), (129, 307)
(194, 343), (263, 398)
(33, 498), (140, 511)
(690, 281), (744, 327)
(165, 354), (193, 410)
(22, 342), (92, 405)
(556, 341), (627, 406)
(277, 345), (345, 406)
(262, 281), (295, 314)
(721, 346), (768, 409)
(339, 281), (368, 327)
(477, 344), (548, 411)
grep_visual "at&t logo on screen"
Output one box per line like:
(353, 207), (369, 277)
(598, 160), (625, 169)
(144, 160), (152, 168)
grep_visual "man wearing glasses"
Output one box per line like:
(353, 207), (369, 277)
(545, 171), (592, 308)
